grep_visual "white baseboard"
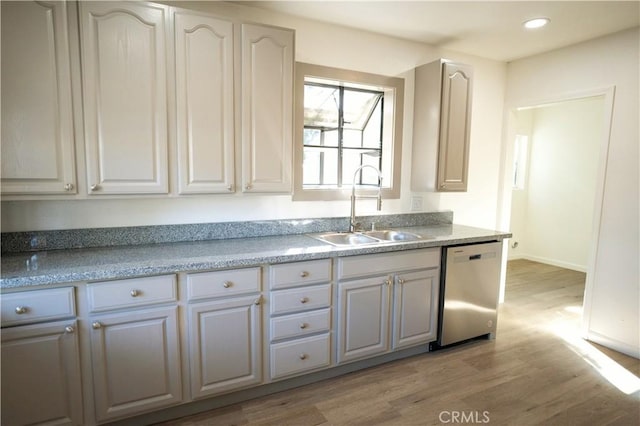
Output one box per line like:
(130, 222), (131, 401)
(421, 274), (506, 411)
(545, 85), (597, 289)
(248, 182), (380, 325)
(584, 330), (640, 360)
(507, 253), (587, 272)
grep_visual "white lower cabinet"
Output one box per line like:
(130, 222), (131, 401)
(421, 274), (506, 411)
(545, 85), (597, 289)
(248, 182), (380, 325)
(0, 248), (445, 424)
(185, 268), (263, 399)
(337, 248), (440, 364)
(0, 287), (82, 425)
(1, 320), (83, 426)
(268, 259), (332, 380)
(338, 276), (391, 363)
(392, 268), (439, 349)
(188, 295), (262, 398)
(270, 333), (331, 379)
(88, 276), (182, 423)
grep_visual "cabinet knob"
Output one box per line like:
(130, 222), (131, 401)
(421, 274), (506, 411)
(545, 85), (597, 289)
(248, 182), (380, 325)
(64, 183), (74, 191)
(384, 279), (392, 286)
(14, 306), (28, 315)
(299, 322), (308, 329)
(130, 289), (140, 297)
(299, 353), (308, 360)
(300, 297), (309, 304)
(254, 297), (261, 306)
(300, 271), (309, 278)
(90, 184), (100, 191)
(398, 278), (405, 285)
(245, 183), (252, 190)
(92, 321), (102, 329)
(227, 185), (233, 191)
(64, 325), (75, 334)
(223, 281), (232, 288)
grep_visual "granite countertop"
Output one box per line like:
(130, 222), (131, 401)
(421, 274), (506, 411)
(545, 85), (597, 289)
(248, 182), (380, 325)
(0, 224), (511, 289)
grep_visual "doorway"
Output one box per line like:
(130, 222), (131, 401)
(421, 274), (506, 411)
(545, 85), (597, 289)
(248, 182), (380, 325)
(498, 87), (615, 343)
(507, 96), (605, 272)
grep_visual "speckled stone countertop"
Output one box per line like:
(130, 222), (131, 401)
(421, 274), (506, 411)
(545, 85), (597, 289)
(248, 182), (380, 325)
(1, 222), (511, 289)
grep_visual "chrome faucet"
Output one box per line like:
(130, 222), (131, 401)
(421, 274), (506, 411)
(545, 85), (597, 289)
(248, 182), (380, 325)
(350, 165), (383, 233)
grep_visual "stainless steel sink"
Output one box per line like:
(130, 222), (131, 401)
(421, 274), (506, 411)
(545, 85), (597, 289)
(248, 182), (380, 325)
(311, 229), (427, 246)
(362, 230), (423, 242)
(312, 232), (380, 246)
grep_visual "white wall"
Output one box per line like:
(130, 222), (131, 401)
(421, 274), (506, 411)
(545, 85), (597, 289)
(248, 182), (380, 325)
(502, 28), (639, 358)
(0, 1), (507, 232)
(509, 97), (604, 272)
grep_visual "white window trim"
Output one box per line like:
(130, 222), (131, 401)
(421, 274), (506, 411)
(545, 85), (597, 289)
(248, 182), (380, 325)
(293, 62), (404, 201)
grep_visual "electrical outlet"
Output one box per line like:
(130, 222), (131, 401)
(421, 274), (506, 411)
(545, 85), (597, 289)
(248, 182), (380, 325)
(410, 196), (423, 211)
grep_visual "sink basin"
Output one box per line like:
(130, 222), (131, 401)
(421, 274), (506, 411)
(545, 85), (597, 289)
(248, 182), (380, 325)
(311, 232), (380, 246)
(311, 229), (428, 246)
(362, 230), (423, 242)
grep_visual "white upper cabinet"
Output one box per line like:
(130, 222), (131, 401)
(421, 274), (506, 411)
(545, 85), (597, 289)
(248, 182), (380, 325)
(2, 3), (295, 198)
(240, 24), (294, 193)
(79, 1), (169, 195)
(174, 10), (235, 194)
(411, 59), (473, 192)
(1, 1), (77, 195)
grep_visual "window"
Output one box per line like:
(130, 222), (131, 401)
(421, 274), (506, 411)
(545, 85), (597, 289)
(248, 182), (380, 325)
(294, 63), (404, 201)
(513, 135), (529, 190)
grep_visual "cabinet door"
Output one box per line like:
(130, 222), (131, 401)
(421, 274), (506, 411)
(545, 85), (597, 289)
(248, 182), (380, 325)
(393, 269), (439, 349)
(437, 62), (473, 192)
(174, 10), (235, 194)
(90, 306), (182, 422)
(337, 276), (390, 364)
(79, 2), (169, 195)
(240, 24), (293, 193)
(188, 295), (262, 399)
(1, 320), (82, 426)
(1, 1), (77, 195)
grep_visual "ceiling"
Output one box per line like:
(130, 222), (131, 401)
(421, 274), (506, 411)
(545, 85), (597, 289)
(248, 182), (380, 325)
(237, 1), (640, 62)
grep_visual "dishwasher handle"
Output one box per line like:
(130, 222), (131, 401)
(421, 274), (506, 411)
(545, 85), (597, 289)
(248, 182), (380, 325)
(452, 250), (497, 263)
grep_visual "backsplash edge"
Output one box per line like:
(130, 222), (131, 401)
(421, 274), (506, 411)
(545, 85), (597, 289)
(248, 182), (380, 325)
(1, 211), (453, 254)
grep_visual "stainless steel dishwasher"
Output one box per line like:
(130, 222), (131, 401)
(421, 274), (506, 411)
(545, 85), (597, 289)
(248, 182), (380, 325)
(432, 241), (503, 349)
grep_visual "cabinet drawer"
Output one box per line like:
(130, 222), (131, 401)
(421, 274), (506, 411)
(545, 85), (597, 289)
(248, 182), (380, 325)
(270, 259), (331, 289)
(88, 275), (177, 312)
(270, 284), (331, 315)
(1, 287), (75, 327)
(270, 308), (331, 342)
(187, 267), (261, 301)
(338, 248), (440, 280)
(270, 333), (331, 380)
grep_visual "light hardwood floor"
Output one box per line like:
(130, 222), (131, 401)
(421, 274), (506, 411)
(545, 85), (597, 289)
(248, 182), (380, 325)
(158, 260), (639, 425)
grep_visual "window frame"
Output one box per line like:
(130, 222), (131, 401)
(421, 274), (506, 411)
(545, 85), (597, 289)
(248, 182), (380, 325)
(293, 62), (404, 201)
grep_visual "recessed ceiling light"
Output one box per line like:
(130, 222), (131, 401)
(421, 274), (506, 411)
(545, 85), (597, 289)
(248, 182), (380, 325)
(523, 17), (550, 29)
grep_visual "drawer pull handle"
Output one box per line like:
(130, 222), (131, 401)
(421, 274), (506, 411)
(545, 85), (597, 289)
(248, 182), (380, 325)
(130, 289), (140, 297)
(300, 271), (309, 278)
(299, 353), (308, 360)
(299, 322), (308, 329)
(300, 297), (309, 304)
(64, 325), (75, 334)
(14, 306), (28, 315)
(92, 321), (102, 329)
(223, 281), (232, 289)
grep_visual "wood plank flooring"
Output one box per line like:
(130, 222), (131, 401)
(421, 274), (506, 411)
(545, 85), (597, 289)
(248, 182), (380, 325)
(157, 260), (639, 425)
